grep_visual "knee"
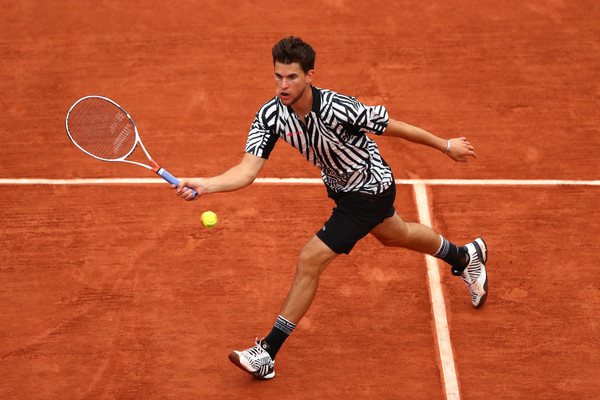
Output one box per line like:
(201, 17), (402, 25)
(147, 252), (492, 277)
(294, 238), (337, 280)
(295, 248), (322, 280)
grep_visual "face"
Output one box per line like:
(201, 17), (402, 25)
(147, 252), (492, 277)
(274, 61), (314, 106)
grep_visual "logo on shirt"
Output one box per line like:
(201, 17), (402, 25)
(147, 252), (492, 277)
(287, 130), (302, 137)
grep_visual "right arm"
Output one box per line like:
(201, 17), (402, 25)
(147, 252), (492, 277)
(173, 152), (266, 201)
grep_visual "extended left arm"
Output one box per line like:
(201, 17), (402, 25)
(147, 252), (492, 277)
(382, 118), (477, 162)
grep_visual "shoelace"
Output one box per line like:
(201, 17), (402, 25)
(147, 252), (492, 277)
(243, 341), (265, 358)
(241, 339), (272, 368)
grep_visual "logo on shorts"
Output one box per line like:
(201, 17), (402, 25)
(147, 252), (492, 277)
(321, 226), (326, 231)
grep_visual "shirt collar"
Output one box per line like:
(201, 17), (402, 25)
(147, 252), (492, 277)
(310, 85), (321, 114)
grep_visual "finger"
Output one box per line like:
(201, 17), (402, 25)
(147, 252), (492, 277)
(178, 183), (191, 195)
(451, 153), (469, 162)
(185, 190), (196, 201)
(461, 148), (477, 158)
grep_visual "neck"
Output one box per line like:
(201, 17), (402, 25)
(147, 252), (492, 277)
(291, 85), (313, 117)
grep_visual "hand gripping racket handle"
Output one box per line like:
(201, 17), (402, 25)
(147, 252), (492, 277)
(156, 168), (198, 200)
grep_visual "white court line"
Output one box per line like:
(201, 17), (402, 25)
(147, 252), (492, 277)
(414, 183), (460, 400)
(0, 178), (599, 185)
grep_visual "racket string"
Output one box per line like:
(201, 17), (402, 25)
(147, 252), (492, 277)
(67, 97), (137, 160)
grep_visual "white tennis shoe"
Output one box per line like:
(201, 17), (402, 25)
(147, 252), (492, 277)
(461, 238), (488, 307)
(228, 339), (275, 380)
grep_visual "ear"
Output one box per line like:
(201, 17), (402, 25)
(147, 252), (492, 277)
(305, 69), (315, 84)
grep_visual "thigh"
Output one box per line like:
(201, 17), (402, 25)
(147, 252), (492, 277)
(370, 212), (441, 253)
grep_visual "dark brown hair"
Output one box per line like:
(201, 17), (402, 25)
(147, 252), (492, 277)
(272, 36), (316, 73)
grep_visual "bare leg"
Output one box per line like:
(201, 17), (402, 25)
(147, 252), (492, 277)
(370, 212), (441, 254)
(279, 235), (338, 325)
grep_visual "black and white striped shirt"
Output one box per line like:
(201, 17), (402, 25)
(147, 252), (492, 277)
(245, 86), (394, 194)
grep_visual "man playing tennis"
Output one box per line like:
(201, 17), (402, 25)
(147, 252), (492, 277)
(174, 36), (487, 380)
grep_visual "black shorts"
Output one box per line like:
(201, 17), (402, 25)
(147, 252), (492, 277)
(316, 183), (396, 255)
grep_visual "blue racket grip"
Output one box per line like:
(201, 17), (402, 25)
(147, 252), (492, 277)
(157, 168), (198, 200)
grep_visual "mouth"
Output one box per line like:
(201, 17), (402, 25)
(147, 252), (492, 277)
(280, 92), (290, 100)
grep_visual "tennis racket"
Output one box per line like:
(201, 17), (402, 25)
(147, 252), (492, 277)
(65, 95), (197, 199)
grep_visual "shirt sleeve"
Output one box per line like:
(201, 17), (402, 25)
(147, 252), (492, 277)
(244, 110), (279, 159)
(352, 98), (389, 135)
(332, 94), (390, 136)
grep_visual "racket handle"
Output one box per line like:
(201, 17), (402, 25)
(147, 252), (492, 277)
(157, 168), (198, 200)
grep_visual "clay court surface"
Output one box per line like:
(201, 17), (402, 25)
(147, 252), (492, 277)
(1, 1), (600, 399)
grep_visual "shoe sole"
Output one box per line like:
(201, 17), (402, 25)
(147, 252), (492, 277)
(473, 238), (488, 308)
(228, 351), (275, 380)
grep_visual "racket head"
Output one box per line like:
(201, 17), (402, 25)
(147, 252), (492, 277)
(65, 96), (139, 162)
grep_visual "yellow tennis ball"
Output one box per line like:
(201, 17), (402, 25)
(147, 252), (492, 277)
(201, 211), (218, 228)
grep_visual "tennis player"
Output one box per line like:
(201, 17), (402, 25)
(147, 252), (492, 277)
(174, 36), (488, 380)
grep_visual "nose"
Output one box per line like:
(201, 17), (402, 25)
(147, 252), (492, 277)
(280, 78), (289, 89)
